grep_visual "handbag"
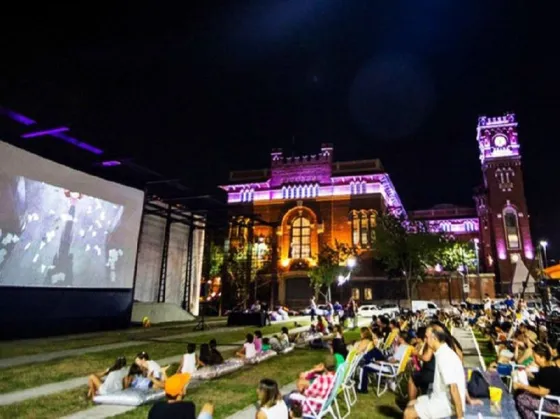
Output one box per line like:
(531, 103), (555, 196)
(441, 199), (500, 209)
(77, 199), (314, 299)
(467, 370), (490, 398)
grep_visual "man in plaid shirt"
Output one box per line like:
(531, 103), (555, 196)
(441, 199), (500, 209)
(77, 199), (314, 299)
(289, 356), (336, 415)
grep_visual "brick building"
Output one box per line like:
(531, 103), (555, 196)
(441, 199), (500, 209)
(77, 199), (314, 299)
(220, 114), (534, 307)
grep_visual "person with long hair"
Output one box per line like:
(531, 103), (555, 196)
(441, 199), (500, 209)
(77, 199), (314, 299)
(514, 343), (560, 418)
(87, 356), (127, 399)
(256, 378), (289, 419)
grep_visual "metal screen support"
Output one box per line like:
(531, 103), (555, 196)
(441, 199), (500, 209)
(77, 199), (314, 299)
(157, 204), (172, 303)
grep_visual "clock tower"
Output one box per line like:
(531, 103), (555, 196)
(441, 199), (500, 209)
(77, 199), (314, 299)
(477, 113), (534, 294)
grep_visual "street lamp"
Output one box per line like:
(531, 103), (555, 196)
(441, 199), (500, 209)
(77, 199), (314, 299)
(346, 257), (357, 269)
(540, 240), (549, 268)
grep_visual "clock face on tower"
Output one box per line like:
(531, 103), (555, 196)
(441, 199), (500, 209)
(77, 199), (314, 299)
(493, 134), (508, 147)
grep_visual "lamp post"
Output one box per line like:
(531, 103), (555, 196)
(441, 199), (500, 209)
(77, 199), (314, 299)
(337, 257), (357, 300)
(540, 240), (549, 269)
(473, 238), (482, 302)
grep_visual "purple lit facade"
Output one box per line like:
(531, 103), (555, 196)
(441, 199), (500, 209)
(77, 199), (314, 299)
(222, 114), (535, 298)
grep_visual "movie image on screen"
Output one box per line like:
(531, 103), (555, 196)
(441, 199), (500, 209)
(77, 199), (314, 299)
(0, 175), (130, 288)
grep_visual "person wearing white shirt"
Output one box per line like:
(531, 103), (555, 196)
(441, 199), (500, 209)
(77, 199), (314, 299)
(404, 326), (466, 419)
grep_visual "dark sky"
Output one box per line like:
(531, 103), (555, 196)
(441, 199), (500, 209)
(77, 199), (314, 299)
(0, 1), (557, 257)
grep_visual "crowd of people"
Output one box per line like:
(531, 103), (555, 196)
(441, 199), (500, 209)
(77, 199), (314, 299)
(86, 293), (560, 419)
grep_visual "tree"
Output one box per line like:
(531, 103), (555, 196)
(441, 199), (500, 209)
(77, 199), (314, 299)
(373, 213), (443, 304)
(309, 241), (356, 302)
(436, 239), (477, 273)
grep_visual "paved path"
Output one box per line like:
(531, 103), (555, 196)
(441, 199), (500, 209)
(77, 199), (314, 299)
(0, 316), (307, 369)
(0, 325), (310, 407)
(451, 327), (485, 369)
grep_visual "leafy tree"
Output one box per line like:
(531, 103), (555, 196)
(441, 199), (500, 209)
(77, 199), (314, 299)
(373, 213), (443, 304)
(309, 241), (356, 302)
(436, 238), (477, 273)
(206, 242), (225, 278)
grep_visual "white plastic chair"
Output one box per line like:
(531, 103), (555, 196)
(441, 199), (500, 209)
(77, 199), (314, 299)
(372, 346), (412, 396)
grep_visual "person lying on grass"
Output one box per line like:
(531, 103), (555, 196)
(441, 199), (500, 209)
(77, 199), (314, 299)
(87, 356), (127, 399)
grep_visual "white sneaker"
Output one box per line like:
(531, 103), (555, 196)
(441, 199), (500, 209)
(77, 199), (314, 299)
(389, 381), (397, 392)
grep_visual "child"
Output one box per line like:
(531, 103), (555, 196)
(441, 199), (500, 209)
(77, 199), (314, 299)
(209, 339), (224, 365)
(262, 337), (271, 352)
(237, 333), (257, 359)
(199, 343), (211, 366)
(125, 363), (153, 390)
(135, 352), (163, 380)
(178, 343), (204, 374)
(289, 402), (303, 419)
(279, 327), (291, 350)
(87, 356), (127, 399)
(254, 330), (263, 353)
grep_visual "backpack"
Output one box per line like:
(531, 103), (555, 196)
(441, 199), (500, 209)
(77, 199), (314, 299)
(467, 370), (490, 398)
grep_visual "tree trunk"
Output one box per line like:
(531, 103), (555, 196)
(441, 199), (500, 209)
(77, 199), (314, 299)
(327, 287), (332, 303)
(405, 276), (411, 306)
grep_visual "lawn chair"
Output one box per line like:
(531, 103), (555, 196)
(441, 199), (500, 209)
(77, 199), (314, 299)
(382, 330), (398, 355)
(338, 352), (364, 417)
(292, 362), (348, 419)
(373, 345), (413, 396)
(536, 395), (560, 418)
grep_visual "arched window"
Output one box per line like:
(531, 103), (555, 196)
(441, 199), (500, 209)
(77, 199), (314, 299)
(440, 222), (451, 233)
(290, 217), (311, 258)
(464, 221), (475, 232)
(351, 211), (376, 247)
(503, 207), (520, 249)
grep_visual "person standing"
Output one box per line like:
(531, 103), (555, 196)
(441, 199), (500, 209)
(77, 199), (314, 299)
(310, 296), (317, 322)
(347, 298), (358, 330)
(403, 326), (466, 419)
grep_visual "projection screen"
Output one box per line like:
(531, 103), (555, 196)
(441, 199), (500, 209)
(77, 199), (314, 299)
(0, 141), (144, 289)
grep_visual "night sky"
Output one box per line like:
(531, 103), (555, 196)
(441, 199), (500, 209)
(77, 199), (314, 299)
(1, 2), (557, 258)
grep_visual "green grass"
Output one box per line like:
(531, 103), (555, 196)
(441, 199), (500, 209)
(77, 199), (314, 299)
(0, 327), (402, 419)
(0, 322), (308, 394)
(0, 319), (228, 360)
(473, 329), (495, 367)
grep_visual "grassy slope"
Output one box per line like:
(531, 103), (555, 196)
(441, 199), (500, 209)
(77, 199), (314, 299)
(0, 322), (307, 394)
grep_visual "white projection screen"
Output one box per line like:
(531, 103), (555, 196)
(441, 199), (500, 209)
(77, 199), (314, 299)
(0, 141), (144, 289)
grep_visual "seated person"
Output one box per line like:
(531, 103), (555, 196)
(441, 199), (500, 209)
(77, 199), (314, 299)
(178, 343), (204, 375)
(331, 338), (348, 368)
(286, 356), (337, 417)
(315, 316), (327, 334)
(353, 327), (374, 353)
(278, 327), (291, 350)
(256, 378), (289, 419)
(357, 331), (409, 393)
(87, 356), (127, 399)
(515, 343), (560, 418)
(199, 344), (211, 366)
(148, 375), (212, 419)
(254, 330), (263, 353)
(407, 328), (435, 401)
(135, 351), (164, 381)
(209, 339), (224, 365)
(269, 335), (283, 352)
(237, 333), (257, 359)
(262, 337), (271, 352)
(124, 364), (154, 390)
(294, 325), (318, 345)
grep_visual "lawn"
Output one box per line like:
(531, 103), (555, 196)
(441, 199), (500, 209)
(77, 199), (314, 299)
(0, 322), (309, 394)
(0, 318), (227, 359)
(473, 329), (495, 367)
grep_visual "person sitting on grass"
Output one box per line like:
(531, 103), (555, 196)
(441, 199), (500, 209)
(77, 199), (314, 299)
(286, 355), (337, 416)
(237, 333), (257, 360)
(254, 330), (263, 353)
(148, 374), (213, 419)
(199, 343), (211, 366)
(124, 363), (154, 390)
(331, 337), (348, 368)
(278, 327), (291, 351)
(315, 316), (327, 334)
(262, 337), (271, 352)
(209, 339), (224, 365)
(256, 378), (289, 419)
(135, 351), (164, 381)
(178, 343), (205, 375)
(87, 356), (127, 399)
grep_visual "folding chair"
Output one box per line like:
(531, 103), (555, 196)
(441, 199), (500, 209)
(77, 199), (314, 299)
(372, 346), (413, 396)
(536, 395), (560, 418)
(292, 363), (348, 419)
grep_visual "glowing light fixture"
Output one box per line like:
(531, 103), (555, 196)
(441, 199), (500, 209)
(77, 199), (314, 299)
(281, 259), (290, 268)
(346, 257), (357, 269)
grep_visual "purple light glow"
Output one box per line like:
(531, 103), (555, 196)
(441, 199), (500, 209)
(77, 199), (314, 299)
(477, 114), (520, 163)
(101, 160), (121, 167)
(52, 132), (103, 155)
(0, 108), (37, 126)
(426, 218), (479, 234)
(21, 127), (69, 138)
(525, 250), (534, 259)
(497, 239), (507, 260)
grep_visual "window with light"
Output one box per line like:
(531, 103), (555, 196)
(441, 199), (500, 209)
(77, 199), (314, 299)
(351, 211), (376, 247)
(290, 217), (311, 258)
(503, 208), (520, 249)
